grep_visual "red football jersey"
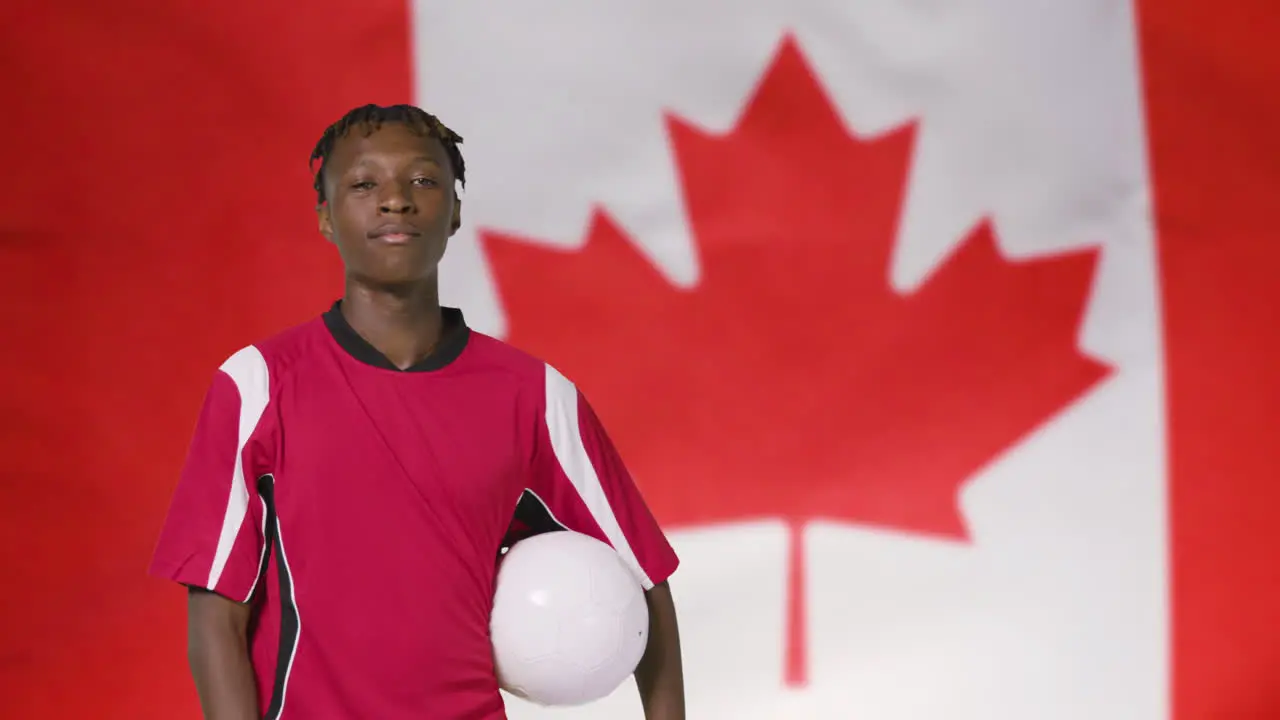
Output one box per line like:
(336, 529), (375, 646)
(149, 303), (679, 719)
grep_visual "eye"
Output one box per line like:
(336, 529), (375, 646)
(411, 177), (439, 188)
(351, 180), (375, 191)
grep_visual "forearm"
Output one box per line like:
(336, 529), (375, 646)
(187, 589), (259, 720)
(634, 581), (685, 720)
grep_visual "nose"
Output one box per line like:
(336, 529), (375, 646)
(377, 181), (415, 214)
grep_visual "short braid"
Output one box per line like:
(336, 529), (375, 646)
(310, 103), (465, 204)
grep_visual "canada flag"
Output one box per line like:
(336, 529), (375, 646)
(1, 1), (1277, 719)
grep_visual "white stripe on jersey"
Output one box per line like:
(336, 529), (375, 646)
(543, 363), (654, 589)
(208, 345), (271, 596)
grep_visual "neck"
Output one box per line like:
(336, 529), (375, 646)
(341, 276), (444, 370)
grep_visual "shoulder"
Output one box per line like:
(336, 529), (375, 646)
(461, 331), (576, 398)
(462, 330), (548, 379)
(211, 316), (327, 396)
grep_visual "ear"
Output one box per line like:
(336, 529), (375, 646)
(449, 196), (462, 236)
(317, 203), (334, 242)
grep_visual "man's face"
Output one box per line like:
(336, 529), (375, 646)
(317, 123), (461, 287)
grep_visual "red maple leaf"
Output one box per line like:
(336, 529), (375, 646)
(482, 36), (1112, 687)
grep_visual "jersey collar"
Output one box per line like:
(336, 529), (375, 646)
(323, 300), (470, 372)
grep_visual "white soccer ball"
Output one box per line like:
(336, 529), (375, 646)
(491, 530), (650, 707)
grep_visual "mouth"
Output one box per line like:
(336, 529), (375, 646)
(368, 224), (422, 244)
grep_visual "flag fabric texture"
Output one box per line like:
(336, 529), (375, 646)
(0, 1), (1275, 718)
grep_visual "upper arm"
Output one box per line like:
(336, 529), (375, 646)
(149, 346), (273, 604)
(187, 586), (253, 636)
(529, 364), (679, 590)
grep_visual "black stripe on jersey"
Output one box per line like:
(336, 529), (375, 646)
(514, 489), (569, 535)
(499, 489), (571, 557)
(258, 475), (300, 720)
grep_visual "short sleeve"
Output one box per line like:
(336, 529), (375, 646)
(148, 347), (273, 603)
(529, 364), (679, 590)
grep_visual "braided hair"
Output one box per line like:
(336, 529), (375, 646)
(309, 103), (466, 204)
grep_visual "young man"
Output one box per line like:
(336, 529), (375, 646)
(149, 104), (686, 720)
